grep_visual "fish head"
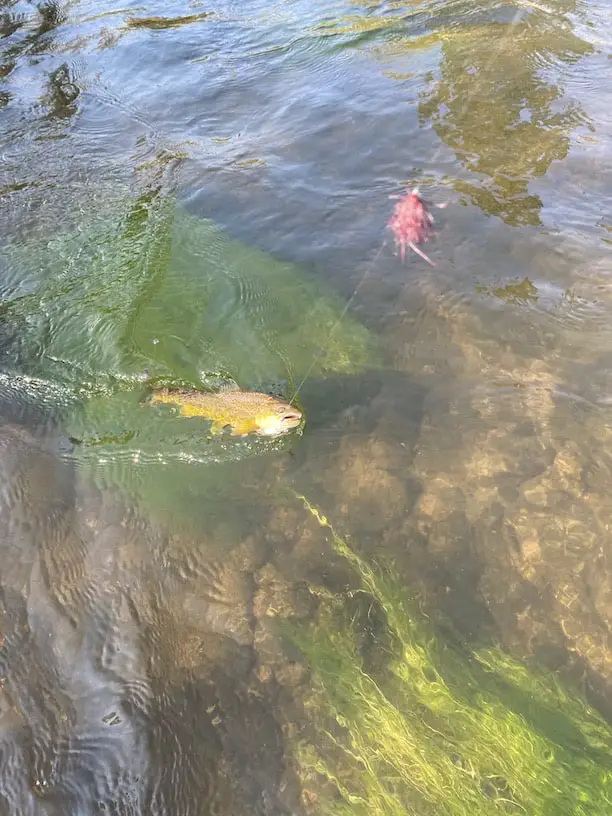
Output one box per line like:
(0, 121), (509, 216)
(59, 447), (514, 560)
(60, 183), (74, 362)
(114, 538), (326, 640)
(254, 399), (303, 436)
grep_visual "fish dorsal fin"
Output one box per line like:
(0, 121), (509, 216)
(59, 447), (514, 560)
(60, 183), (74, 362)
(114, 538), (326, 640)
(217, 380), (241, 393)
(198, 372), (241, 393)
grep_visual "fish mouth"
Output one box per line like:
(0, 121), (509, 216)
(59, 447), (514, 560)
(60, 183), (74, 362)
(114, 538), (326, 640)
(282, 412), (302, 426)
(257, 411), (303, 436)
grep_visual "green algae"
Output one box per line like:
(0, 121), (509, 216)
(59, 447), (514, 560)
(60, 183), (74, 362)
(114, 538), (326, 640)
(1, 185), (378, 398)
(288, 494), (612, 815)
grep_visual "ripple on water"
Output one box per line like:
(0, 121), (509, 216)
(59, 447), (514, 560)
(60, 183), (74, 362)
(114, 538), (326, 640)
(0, 412), (293, 813)
(475, 251), (612, 357)
(0, 611), (149, 814)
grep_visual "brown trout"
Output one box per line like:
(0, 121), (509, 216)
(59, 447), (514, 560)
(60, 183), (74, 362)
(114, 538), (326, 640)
(148, 387), (303, 437)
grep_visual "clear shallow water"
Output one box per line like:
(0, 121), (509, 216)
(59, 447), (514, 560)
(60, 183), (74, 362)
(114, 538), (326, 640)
(1, 0), (612, 813)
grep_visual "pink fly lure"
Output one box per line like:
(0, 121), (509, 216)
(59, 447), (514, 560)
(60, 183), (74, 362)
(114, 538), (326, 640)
(388, 187), (444, 267)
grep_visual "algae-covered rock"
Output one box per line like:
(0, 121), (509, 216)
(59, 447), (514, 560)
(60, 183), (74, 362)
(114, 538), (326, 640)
(0, 185), (379, 516)
(1, 187), (378, 394)
(126, 202), (379, 387)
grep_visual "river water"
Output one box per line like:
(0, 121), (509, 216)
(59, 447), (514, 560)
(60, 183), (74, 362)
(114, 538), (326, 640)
(1, 0), (611, 813)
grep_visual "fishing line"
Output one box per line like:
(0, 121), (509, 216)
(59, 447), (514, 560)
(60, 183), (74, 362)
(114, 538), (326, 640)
(290, 240), (386, 403)
(290, 3), (527, 405)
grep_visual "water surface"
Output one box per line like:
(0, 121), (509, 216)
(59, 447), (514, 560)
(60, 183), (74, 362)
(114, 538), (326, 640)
(1, 0), (612, 812)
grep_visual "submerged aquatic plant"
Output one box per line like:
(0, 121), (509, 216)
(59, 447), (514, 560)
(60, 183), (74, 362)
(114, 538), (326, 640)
(288, 494), (612, 815)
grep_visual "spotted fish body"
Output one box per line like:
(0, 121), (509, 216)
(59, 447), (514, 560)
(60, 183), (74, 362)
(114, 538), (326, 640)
(148, 387), (303, 437)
